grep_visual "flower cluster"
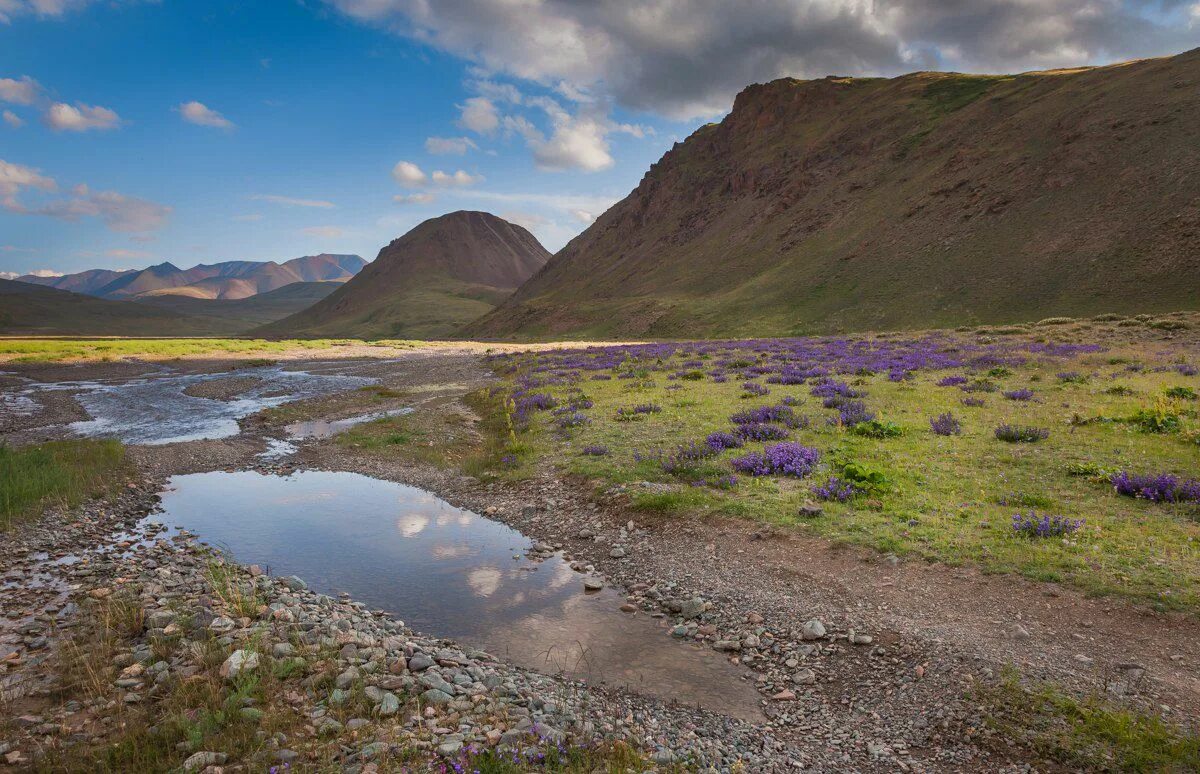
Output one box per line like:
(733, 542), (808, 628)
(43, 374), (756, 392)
(730, 442), (819, 477)
(742, 381), (771, 396)
(1110, 471), (1200, 503)
(1011, 511), (1084, 538)
(580, 445), (609, 456)
(994, 424), (1049, 443)
(812, 476), (857, 502)
(1002, 388), (1035, 401)
(929, 412), (962, 436)
(735, 422), (790, 441)
(705, 431), (744, 451)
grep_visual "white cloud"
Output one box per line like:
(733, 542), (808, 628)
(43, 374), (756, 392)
(393, 192), (435, 204)
(424, 135), (477, 155)
(44, 102), (121, 131)
(0, 76), (39, 105)
(0, 271), (16, 279)
(301, 225), (344, 238)
(1, 162), (170, 232)
(232, 213), (263, 221)
(458, 96), (499, 133)
(328, 0), (1200, 120)
(250, 194), (335, 208)
(431, 169), (483, 186)
(3, 110), (23, 128)
(177, 101), (234, 129)
(105, 248), (151, 260)
(568, 208), (596, 224)
(504, 101), (616, 172)
(392, 161), (482, 188)
(391, 160), (427, 187)
(13, 268), (62, 277)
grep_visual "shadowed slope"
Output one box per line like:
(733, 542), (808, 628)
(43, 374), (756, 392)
(468, 49), (1200, 339)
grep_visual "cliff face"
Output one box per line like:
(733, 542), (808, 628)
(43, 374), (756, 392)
(261, 211), (551, 339)
(468, 49), (1200, 339)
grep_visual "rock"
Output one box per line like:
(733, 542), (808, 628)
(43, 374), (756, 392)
(583, 577), (603, 591)
(1010, 624), (1032, 640)
(772, 689), (796, 701)
(408, 653), (434, 672)
(792, 668), (817, 685)
(272, 642), (295, 658)
(438, 740), (464, 756)
(679, 597), (705, 620)
(219, 650), (259, 681)
(652, 749), (676, 764)
(378, 692), (400, 716)
(849, 631), (873, 645)
(239, 707), (264, 722)
(609, 547), (627, 559)
(713, 640), (741, 652)
(421, 688), (452, 706)
(283, 576), (307, 591)
(208, 616), (236, 634)
(335, 666), (360, 689)
(798, 505), (823, 518)
(183, 751), (227, 771)
(801, 619), (826, 640)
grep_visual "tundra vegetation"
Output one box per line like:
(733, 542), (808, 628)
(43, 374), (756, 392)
(480, 326), (1200, 609)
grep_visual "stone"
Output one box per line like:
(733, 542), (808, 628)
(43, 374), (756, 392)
(1010, 624), (1032, 640)
(208, 616), (236, 634)
(183, 751), (227, 771)
(713, 640), (741, 652)
(792, 668), (817, 685)
(609, 546), (627, 558)
(679, 597), (705, 620)
(772, 689), (797, 701)
(378, 692), (400, 716)
(421, 688), (452, 706)
(408, 653), (434, 672)
(283, 576), (307, 591)
(849, 631), (873, 645)
(220, 650), (259, 680)
(583, 577), (603, 591)
(801, 619), (826, 640)
(798, 505), (823, 518)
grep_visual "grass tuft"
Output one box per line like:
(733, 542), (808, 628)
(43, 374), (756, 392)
(0, 439), (127, 530)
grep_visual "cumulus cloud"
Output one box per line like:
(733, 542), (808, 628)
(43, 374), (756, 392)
(302, 225), (344, 238)
(0, 267), (60, 279)
(3, 110), (23, 127)
(0, 76), (40, 105)
(568, 208), (596, 224)
(1, 160), (170, 232)
(250, 194), (335, 208)
(44, 102), (121, 131)
(177, 101), (234, 129)
(328, 0), (1199, 119)
(458, 96), (499, 133)
(391, 161), (482, 188)
(424, 135), (477, 155)
(393, 192), (435, 204)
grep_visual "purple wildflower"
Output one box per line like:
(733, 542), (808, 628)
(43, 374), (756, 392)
(930, 412), (962, 436)
(731, 442), (819, 477)
(705, 431), (744, 451)
(961, 396), (986, 407)
(1003, 388), (1035, 401)
(735, 422), (790, 441)
(937, 375), (969, 387)
(1110, 471), (1200, 503)
(580, 445), (609, 456)
(742, 381), (771, 396)
(1011, 512), (1084, 538)
(812, 476), (857, 502)
(994, 424), (1049, 442)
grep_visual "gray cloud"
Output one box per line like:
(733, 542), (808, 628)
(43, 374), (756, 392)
(328, 0), (1198, 118)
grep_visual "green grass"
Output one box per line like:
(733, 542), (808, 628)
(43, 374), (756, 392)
(492, 339), (1200, 609)
(921, 74), (1010, 114)
(979, 667), (1200, 771)
(0, 337), (429, 363)
(0, 439), (128, 530)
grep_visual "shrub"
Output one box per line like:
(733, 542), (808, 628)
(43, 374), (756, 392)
(1057, 371), (1087, 384)
(930, 412), (962, 436)
(995, 424), (1050, 443)
(1127, 401), (1182, 434)
(961, 396), (986, 407)
(1110, 471), (1200, 503)
(937, 375), (969, 387)
(838, 461), (889, 492)
(742, 381), (770, 397)
(735, 422), (790, 441)
(1011, 511), (1083, 538)
(851, 419), (904, 438)
(1003, 388), (1035, 401)
(580, 445), (609, 456)
(834, 400), (876, 427)
(1165, 386), (1198, 401)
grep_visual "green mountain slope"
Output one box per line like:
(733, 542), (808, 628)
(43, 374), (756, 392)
(467, 49), (1200, 339)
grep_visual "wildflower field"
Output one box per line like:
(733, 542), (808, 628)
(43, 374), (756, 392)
(485, 319), (1200, 609)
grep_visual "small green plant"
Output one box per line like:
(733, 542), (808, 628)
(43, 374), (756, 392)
(838, 461), (889, 493)
(1127, 399), (1182, 434)
(850, 419), (904, 439)
(0, 439), (127, 530)
(1165, 386), (1197, 401)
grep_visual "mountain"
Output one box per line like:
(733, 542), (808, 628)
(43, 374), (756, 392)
(17, 254), (367, 301)
(134, 281), (344, 329)
(467, 49), (1200, 340)
(259, 212), (551, 339)
(0, 279), (231, 336)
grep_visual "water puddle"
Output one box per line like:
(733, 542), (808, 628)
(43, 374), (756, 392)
(152, 470), (764, 720)
(285, 408), (413, 439)
(17, 366), (372, 445)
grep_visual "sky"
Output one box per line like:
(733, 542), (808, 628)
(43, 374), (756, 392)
(1, 0), (1197, 278)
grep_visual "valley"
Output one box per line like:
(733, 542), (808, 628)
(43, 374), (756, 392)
(2, 315), (1197, 770)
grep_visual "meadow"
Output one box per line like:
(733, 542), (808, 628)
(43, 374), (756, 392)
(0, 439), (128, 530)
(484, 320), (1200, 609)
(0, 337), (425, 363)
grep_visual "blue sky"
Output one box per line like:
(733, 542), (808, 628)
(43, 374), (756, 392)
(1, 0), (1195, 277)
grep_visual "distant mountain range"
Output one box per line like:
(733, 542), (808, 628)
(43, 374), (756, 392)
(17, 254), (366, 301)
(259, 212), (551, 339)
(468, 48), (1200, 339)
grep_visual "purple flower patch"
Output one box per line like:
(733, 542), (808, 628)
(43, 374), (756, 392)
(1003, 388), (1035, 401)
(735, 422), (790, 441)
(731, 442), (819, 478)
(929, 412), (962, 436)
(937, 375), (969, 387)
(812, 476), (857, 502)
(1011, 512), (1084, 538)
(580, 445), (609, 456)
(1110, 471), (1200, 503)
(705, 431), (744, 451)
